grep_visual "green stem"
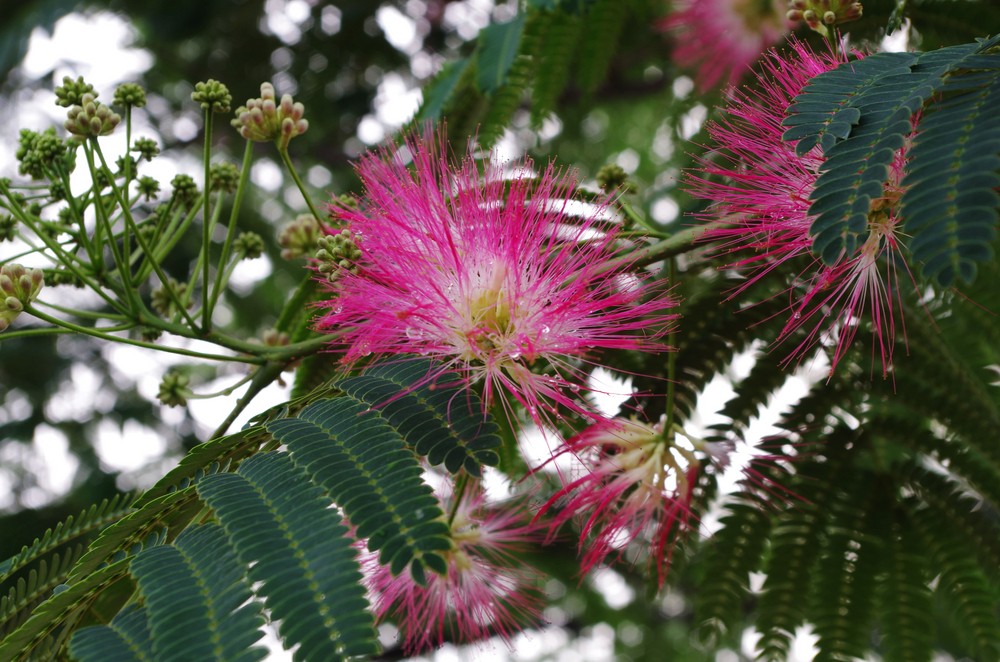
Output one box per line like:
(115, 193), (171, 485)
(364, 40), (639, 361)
(278, 146), (324, 225)
(208, 141), (255, 319)
(93, 141), (200, 330)
(187, 371), (255, 399)
(34, 299), (130, 322)
(83, 142), (133, 303)
(201, 110), (215, 332)
(185, 197), (226, 314)
(24, 304), (263, 364)
(122, 107), (134, 278)
(209, 361), (289, 438)
(598, 217), (735, 275)
(0, 181), (126, 314)
(54, 168), (100, 267)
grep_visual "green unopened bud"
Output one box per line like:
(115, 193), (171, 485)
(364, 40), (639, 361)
(209, 161), (240, 193)
(231, 82), (309, 149)
(49, 180), (67, 201)
(151, 277), (191, 317)
(158, 370), (193, 407)
(132, 137), (160, 161)
(235, 231), (265, 259)
(170, 174), (199, 207)
(279, 214), (322, 259)
(113, 82), (147, 108)
(64, 93), (121, 138)
(140, 326), (163, 342)
(54, 76), (97, 108)
(16, 128), (69, 180)
(116, 154), (138, 175)
(596, 163), (636, 194)
(315, 229), (362, 283)
(0, 263), (44, 332)
(43, 268), (84, 288)
(787, 0), (862, 35)
(137, 175), (161, 201)
(192, 79), (232, 113)
(1, 215), (16, 242)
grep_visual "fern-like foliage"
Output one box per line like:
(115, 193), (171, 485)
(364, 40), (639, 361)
(0, 357), (504, 659)
(198, 452), (376, 661)
(72, 524), (266, 662)
(0, 493), (133, 582)
(414, 1), (652, 145)
(781, 35), (1000, 284)
(267, 397), (452, 582)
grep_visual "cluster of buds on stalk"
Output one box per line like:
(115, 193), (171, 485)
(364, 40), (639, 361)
(315, 229), (361, 283)
(231, 82), (308, 149)
(278, 214), (323, 259)
(788, 0), (863, 35)
(64, 93), (121, 138)
(0, 263), (44, 332)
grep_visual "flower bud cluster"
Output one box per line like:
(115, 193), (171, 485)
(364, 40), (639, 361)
(65, 93), (122, 138)
(209, 162), (240, 193)
(787, 0), (862, 35)
(1, 263), (44, 332)
(113, 82), (147, 108)
(54, 76), (97, 108)
(596, 163), (636, 194)
(158, 370), (193, 407)
(170, 174), (199, 207)
(16, 128), (70, 180)
(279, 214), (322, 259)
(138, 176), (161, 201)
(315, 229), (361, 283)
(231, 82), (308, 149)
(191, 79), (232, 114)
(151, 277), (190, 317)
(235, 231), (265, 259)
(43, 268), (84, 288)
(132, 137), (160, 162)
(0, 215), (15, 242)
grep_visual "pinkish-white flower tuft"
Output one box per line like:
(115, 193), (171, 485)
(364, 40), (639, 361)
(361, 486), (543, 654)
(686, 40), (916, 376)
(660, 0), (793, 91)
(318, 129), (676, 423)
(536, 416), (701, 587)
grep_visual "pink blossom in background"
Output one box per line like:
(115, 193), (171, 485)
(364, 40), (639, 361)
(361, 487), (543, 654)
(319, 129), (677, 423)
(686, 41), (915, 376)
(536, 416), (700, 587)
(661, 0), (793, 91)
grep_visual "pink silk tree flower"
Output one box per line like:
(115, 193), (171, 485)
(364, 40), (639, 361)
(660, 0), (793, 91)
(686, 40), (914, 377)
(318, 130), (676, 423)
(536, 416), (702, 587)
(361, 486), (544, 654)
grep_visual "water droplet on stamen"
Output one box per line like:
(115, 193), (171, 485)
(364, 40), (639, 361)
(793, 312), (802, 320)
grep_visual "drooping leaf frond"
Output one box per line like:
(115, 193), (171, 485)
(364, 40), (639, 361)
(782, 35), (1000, 284)
(334, 359), (501, 475)
(197, 452), (377, 662)
(0, 493), (133, 583)
(266, 398), (452, 581)
(113, 524), (265, 662)
(68, 604), (154, 662)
